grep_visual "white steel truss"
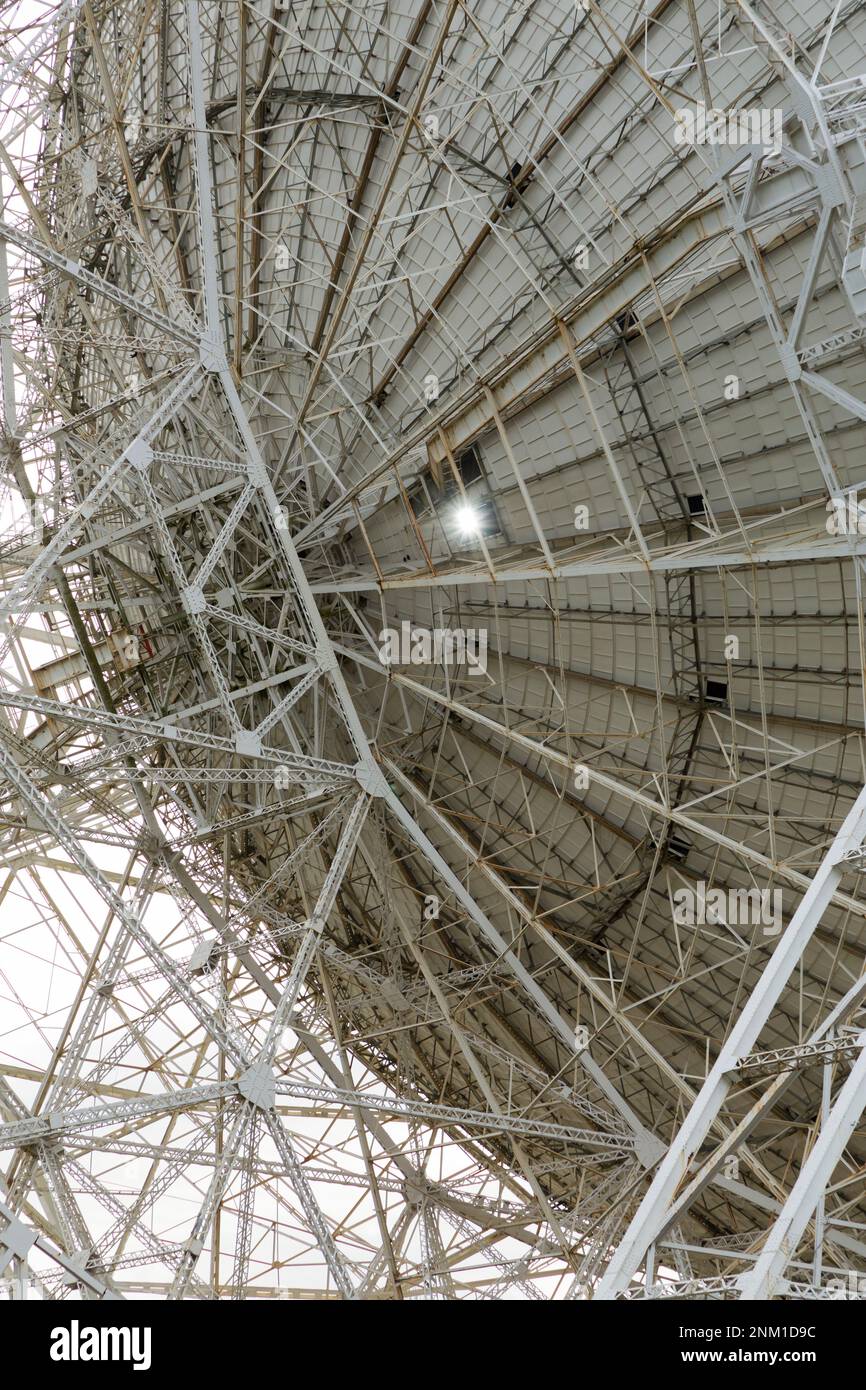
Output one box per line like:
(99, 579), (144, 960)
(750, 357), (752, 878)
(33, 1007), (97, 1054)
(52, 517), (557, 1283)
(2, 0), (866, 1302)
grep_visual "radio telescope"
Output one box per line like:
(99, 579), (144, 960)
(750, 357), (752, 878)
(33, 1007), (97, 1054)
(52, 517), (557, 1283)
(1, 0), (866, 1301)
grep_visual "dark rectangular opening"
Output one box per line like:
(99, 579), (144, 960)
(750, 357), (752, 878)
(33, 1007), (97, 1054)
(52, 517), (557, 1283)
(457, 445), (483, 487)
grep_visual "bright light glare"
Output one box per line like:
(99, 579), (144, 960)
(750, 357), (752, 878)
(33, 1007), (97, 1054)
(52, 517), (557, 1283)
(455, 503), (480, 535)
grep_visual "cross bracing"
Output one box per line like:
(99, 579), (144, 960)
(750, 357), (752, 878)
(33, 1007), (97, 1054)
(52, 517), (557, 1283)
(1, 0), (866, 1302)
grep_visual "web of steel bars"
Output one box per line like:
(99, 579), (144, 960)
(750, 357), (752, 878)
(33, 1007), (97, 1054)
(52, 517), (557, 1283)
(0, 0), (865, 1301)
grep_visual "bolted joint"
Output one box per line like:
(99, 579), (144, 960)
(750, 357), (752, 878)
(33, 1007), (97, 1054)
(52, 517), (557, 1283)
(234, 729), (263, 757)
(188, 938), (220, 975)
(0, 1215), (37, 1262)
(634, 1130), (667, 1170)
(126, 439), (153, 472)
(401, 1176), (432, 1209)
(59, 1252), (92, 1288)
(248, 460), (269, 490)
(199, 337), (226, 373)
(181, 585), (206, 616)
(237, 1062), (276, 1111)
(354, 758), (388, 797)
(777, 343), (801, 384)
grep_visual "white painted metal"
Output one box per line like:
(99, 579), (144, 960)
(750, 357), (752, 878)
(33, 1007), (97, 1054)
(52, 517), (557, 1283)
(1, 0), (866, 1301)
